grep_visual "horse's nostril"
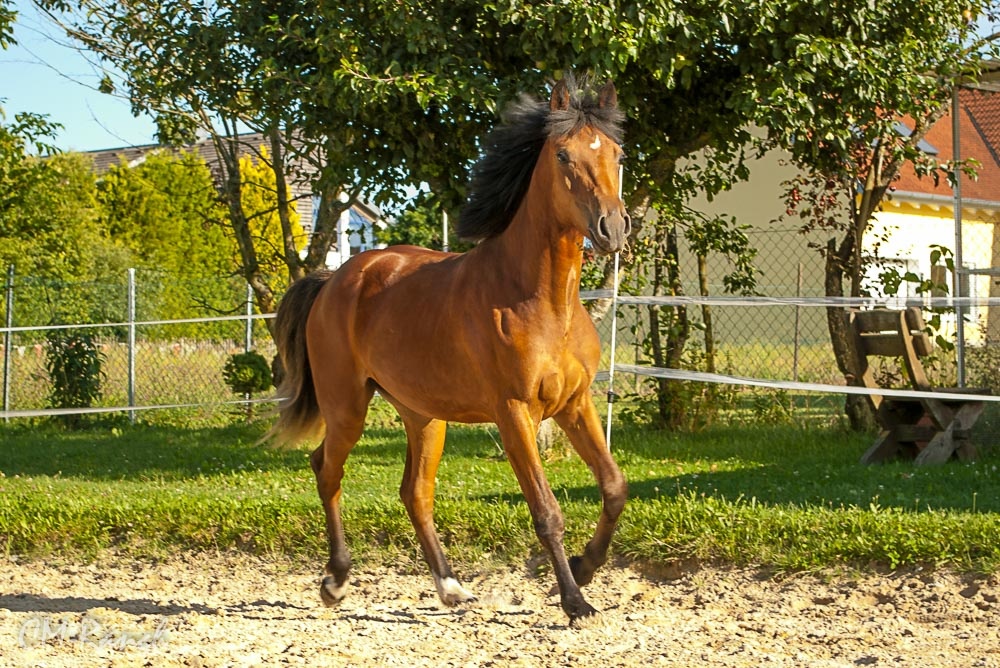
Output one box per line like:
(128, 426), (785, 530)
(599, 216), (610, 239)
(623, 213), (632, 237)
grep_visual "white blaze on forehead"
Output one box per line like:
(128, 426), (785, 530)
(589, 134), (602, 150)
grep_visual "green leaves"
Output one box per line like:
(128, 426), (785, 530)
(222, 351), (273, 395)
(44, 328), (106, 427)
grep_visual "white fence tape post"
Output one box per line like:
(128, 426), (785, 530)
(244, 281), (254, 413)
(443, 210), (449, 253)
(605, 252), (620, 452)
(605, 163), (625, 451)
(244, 282), (253, 354)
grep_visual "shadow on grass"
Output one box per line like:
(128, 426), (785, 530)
(0, 421), (490, 481)
(0, 423), (309, 480)
(4, 420), (998, 516)
(469, 421), (1000, 514)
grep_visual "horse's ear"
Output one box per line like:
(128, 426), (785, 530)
(550, 78), (570, 112)
(598, 80), (618, 110)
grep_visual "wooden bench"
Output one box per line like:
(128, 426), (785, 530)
(847, 307), (990, 465)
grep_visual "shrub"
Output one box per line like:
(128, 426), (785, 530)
(223, 351), (273, 421)
(44, 329), (106, 428)
(223, 351), (273, 395)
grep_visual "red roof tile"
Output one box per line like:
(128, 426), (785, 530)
(894, 88), (1000, 205)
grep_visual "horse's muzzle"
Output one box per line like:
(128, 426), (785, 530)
(589, 210), (631, 254)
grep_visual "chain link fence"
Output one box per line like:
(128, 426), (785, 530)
(4, 248), (999, 448)
(2, 267), (275, 427)
(584, 219), (1000, 445)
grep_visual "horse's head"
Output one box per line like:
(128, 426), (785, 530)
(543, 78), (631, 254)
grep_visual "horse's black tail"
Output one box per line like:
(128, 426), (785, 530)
(269, 271), (334, 445)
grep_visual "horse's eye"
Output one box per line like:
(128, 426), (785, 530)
(556, 149), (570, 164)
(617, 152), (627, 164)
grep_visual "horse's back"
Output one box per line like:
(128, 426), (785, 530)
(306, 245), (458, 364)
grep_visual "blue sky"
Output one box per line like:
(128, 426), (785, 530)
(0, 0), (158, 152)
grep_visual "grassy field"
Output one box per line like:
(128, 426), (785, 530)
(2, 404), (999, 575)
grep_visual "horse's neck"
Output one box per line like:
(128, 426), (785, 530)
(487, 207), (584, 313)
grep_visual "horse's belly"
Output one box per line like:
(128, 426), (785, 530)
(362, 326), (498, 423)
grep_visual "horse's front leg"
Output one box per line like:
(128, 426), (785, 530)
(496, 401), (597, 621)
(553, 396), (627, 587)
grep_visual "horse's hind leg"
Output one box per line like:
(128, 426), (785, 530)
(311, 384), (373, 606)
(396, 408), (476, 606)
(554, 396), (627, 587)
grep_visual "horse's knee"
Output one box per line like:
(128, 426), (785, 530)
(399, 482), (417, 514)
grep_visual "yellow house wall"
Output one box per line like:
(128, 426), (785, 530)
(871, 201), (998, 342)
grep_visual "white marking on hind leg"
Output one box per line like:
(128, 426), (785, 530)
(434, 575), (476, 606)
(321, 570), (349, 606)
(323, 578), (349, 601)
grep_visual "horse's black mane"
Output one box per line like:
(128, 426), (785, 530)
(456, 75), (624, 243)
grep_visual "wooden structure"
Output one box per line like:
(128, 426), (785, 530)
(848, 307), (989, 465)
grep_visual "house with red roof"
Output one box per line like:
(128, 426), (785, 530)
(871, 84), (1000, 341)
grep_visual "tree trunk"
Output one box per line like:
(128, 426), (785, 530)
(698, 253), (716, 374)
(648, 221), (690, 429)
(824, 237), (874, 431)
(304, 175), (350, 271)
(267, 127), (305, 283)
(212, 133), (277, 321)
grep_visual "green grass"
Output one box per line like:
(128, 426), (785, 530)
(2, 407), (999, 575)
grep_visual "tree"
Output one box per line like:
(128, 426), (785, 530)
(375, 191), (471, 253)
(96, 149), (236, 333)
(238, 144), (307, 295)
(94, 145), (305, 337)
(31, 0), (1000, 427)
(34, 0), (393, 320)
(774, 13), (1000, 428)
(1, 148), (132, 326)
(2, 2), (131, 326)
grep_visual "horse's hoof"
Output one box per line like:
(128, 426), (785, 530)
(320, 575), (349, 607)
(567, 600), (600, 624)
(434, 575), (477, 606)
(569, 555), (594, 586)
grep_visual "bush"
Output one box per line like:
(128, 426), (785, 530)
(222, 351), (273, 395)
(44, 329), (106, 428)
(223, 350), (273, 422)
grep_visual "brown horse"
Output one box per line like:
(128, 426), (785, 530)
(271, 75), (630, 621)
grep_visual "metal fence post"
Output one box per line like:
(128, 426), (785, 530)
(793, 262), (802, 383)
(3, 264), (13, 422)
(128, 268), (136, 424)
(243, 282), (254, 414)
(244, 282), (253, 354)
(442, 211), (449, 252)
(952, 84), (966, 387)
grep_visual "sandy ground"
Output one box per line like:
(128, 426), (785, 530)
(1, 552), (998, 667)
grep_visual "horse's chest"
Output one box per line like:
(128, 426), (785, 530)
(491, 308), (596, 407)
